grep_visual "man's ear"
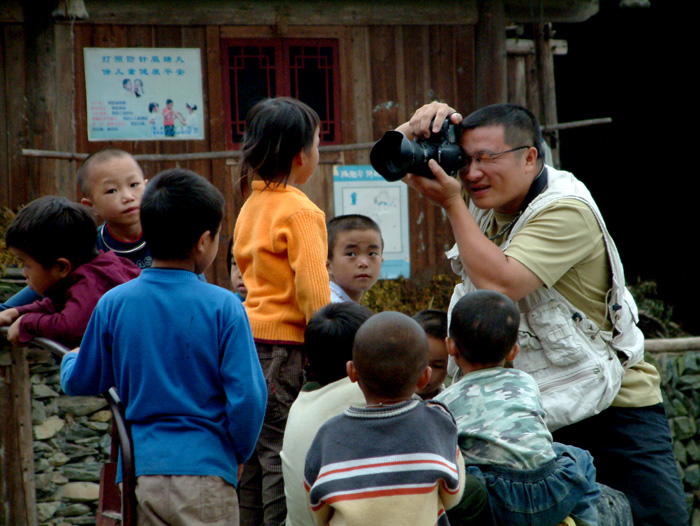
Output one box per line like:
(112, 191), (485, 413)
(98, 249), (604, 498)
(347, 361), (359, 383)
(415, 366), (432, 390)
(53, 258), (73, 279)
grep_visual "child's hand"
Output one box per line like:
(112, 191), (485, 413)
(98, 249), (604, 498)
(0, 308), (20, 327)
(7, 316), (24, 346)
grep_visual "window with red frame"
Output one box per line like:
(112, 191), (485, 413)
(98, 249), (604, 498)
(221, 38), (341, 149)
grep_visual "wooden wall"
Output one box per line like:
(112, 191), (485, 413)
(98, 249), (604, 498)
(1, 17), (558, 288)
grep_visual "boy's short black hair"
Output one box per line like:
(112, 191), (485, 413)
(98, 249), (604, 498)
(76, 148), (135, 196)
(140, 169), (224, 261)
(305, 302), (374, 386)
(449, 290), (520, 365)
(352, 311), (428, 399)
(5, 196), (97, 269)
(326, 214), (384, 259)
(413, 309), (447, 340)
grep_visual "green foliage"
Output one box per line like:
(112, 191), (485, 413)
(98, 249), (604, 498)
(360, 274), (458, 316)
(628, 279), (688, 339)
(0, 207), (20, 274)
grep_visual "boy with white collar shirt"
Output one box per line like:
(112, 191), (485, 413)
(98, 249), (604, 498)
(326, 214), (383, 303)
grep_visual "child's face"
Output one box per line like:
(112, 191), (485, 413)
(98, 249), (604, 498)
(229, 248), (247, 300)
(416, 336), (449, 399)
(10, 248), (65, 296)
(327, 229), (383, 302)
(81, 156), (146, 231)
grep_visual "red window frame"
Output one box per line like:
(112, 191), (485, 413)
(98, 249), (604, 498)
(221, 38), (341, 149)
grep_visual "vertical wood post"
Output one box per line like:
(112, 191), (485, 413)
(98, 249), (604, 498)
(475, 0), (506, 107)
(0, 345), (37, 526)
(534, 23), (561, 167)
(23, 2), (59, 199)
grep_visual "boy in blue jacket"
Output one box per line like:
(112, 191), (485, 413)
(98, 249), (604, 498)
(61, 168), (267, 526)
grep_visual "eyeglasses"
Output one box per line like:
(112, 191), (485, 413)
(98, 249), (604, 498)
(464, 146), (531, 168)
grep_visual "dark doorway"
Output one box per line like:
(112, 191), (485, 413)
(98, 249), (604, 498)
(553, 1), (696, 334)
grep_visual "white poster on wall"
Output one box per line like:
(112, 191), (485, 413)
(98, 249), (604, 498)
(332, 165), (410, 279)
(84, 48), (204, 141)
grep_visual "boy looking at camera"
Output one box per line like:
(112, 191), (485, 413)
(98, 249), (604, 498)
(0, 196), (140, 348)
(77, 148), (152, 269)
(304, 311), (465, 526)
(61, 169), (267, 526)
(326, 214), (383, 303)
(413, 309), (450, 400)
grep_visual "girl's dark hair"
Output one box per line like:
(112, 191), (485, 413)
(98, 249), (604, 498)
(5, 196), (97, 269)
(238, 97), (320, 189)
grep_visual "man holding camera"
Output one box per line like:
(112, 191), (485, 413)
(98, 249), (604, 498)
(395, 102), (686, 526)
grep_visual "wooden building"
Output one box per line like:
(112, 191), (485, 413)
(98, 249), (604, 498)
(0, 0), (598, 288)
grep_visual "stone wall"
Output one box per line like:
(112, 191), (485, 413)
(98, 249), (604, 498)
(29, 349), (112, 525)
(20, 347), (700, 525)
(651, 351), (700, 526)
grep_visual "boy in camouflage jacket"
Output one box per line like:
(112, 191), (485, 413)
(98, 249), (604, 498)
(434, 290), (601, 526)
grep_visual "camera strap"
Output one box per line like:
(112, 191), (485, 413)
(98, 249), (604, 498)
(488, 165), (548, 242)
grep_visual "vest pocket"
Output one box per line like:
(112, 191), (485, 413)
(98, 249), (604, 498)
(526, 300), (586, 366)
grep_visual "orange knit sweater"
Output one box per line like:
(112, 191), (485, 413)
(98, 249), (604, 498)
(233, 181), (330, 344)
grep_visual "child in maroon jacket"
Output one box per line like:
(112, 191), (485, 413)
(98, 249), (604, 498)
(0, 196), (140, 348)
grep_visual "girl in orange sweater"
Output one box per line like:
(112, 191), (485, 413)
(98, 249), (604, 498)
(233, 97), (331, 526)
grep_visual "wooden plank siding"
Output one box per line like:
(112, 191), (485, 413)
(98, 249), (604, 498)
(1, 19), (557, 288)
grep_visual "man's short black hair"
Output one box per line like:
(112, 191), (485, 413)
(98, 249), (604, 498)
(305, 302), (374, 386)
(5, 196), (97, 269)
(413, 309), (447, 340)
(140, 169), (224, 261)
(352, 311), (428, 399)
(326, 214), (383, 259)
(449, 290), (520, 365)
(461, 103), (543, 161)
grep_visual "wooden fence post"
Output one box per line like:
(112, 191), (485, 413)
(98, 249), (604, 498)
(0, 343), (37, 526)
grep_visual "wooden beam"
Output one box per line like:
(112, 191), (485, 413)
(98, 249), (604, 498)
(74, 0), (479, 26)
(505, 0), (599, 23)
(506, 38), (568, 56)
(645, 337), (700, 353)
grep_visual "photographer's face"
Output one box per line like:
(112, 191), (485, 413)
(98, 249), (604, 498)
(458, 125), (536, 214)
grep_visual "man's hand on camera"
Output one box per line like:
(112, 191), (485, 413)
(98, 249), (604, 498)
(408, 102), (462, 139)
(404, 159), (463, 210)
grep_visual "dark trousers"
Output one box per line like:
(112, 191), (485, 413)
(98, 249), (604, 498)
(238, 343), (304, 526)
(552, 403), (688, 526)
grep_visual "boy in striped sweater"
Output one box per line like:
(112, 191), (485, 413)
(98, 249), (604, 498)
(304, 311), (465, 526)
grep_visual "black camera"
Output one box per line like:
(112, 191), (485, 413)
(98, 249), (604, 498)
(370, 119), (466, 182)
